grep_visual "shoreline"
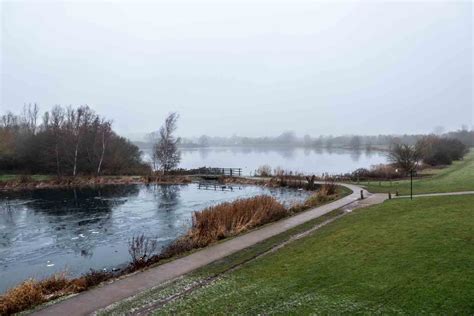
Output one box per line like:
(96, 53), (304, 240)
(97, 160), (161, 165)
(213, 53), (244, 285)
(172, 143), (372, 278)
(0, 174), (271, 192)
(28, 183), (364, 316)
(0, 175), (188, 192)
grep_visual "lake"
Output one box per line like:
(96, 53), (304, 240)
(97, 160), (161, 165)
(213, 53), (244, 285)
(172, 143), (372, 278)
(0, 183), (308, 292)
(141, 146), (388, 175)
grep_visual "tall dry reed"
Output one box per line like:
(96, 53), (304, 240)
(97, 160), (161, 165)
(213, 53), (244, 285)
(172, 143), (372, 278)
(0, 270), (110, 315)
(163, 196), (288, 257)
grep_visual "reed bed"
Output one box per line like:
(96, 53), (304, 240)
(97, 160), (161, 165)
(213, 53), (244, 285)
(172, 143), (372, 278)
(0, 270), (110, 315)
(163, 196), (288, 257)
(289, 182), (340, 213)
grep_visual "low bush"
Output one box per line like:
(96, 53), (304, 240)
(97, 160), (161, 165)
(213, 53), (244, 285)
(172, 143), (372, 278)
(289, 180), (340, 213)
(352, 164), (400, 181)
(320, 179), (337, 196)
(129, 234), (159, 269)
(416, 135), (468, 166)
(80, 269), (112, 288)
(0, 269), (113, 315)
(0, 273), (75, 315)
(0, 280), (44, 315)
(255, 165), (272, 177)
(268, 168), (310, 189)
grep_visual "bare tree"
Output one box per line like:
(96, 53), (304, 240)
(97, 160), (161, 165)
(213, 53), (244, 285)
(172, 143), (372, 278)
(50, 106), (65, 177)
(153, 112), (181, 174)
(64, 106), (93, 177)
(22, 103), (39, 134)
(71, 107), (83, 177)
(97, 119), (112, 176)
(387, 144), (420, 175)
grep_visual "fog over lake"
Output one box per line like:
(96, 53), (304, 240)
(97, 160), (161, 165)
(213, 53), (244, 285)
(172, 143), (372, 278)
(141, 146), (388, 175)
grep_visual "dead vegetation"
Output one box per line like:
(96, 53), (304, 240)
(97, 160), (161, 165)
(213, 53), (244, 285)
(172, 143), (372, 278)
(189, 196), (283, 243)
(254, 165), (272, 177)
(289, 180), (340, 213)
(129, 235), (159, 269)
(0, 270), (111, 315)
(0, 175), (192, 191)
(161, 196), (288, 259)
(144, 174), (192, 185)
(1, 181), (343, 315)
(162, 183), (342, 259)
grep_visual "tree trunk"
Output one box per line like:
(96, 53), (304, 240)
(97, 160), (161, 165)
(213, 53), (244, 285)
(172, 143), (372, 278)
(55, 142), (61, 177)
(73, 142), (79, 177)
(97, 131), (106, 176)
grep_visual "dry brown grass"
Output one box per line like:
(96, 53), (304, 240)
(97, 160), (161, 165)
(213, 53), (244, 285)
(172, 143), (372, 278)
(163, 196), (288, 257)
(320, 179), (337, 196)
(0, 280), (43, 315)
(0, 270), (111, 315)
(0, 274), (72, 315)
(289, 182), (340, 213)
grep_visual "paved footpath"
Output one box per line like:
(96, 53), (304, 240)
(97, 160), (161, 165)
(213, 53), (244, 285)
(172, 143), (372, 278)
(33, 183), (383, 316)
(396, 191), (474, 198)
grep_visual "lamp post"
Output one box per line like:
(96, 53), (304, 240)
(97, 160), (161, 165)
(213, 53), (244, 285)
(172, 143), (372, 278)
(395, 169), (399, 196)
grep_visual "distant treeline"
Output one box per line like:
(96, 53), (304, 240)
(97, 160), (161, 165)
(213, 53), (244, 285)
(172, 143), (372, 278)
(0, 104), (150, 176)
(180, 129), (474, 149)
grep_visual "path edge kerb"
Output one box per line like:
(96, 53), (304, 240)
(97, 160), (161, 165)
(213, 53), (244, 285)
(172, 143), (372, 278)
(32, 183), (368, 316)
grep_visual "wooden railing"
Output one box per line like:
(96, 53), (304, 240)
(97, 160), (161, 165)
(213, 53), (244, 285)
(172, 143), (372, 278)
(199, 168), (242, 177)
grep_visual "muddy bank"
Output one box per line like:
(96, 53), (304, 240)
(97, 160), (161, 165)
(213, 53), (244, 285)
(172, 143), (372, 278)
(0, 175), (193, 191)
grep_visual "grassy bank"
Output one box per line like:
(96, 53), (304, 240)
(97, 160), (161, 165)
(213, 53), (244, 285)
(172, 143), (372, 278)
(126, 195), (474, 315)
(0, 174), (194, 191)
(359, 149), (474, 195)
(0, 174), (53, 182)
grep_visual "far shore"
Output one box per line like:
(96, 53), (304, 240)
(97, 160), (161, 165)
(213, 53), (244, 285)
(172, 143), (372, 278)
(0, 174), (270, 192)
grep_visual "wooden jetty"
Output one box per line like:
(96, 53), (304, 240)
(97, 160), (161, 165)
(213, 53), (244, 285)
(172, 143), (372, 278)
(196, 167), (242, 180)
(197, 182), (242, 192)
(199, 168), (242, 177)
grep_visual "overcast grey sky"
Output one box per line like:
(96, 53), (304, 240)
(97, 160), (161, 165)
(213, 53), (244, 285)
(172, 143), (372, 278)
(1, 0), (472, 139)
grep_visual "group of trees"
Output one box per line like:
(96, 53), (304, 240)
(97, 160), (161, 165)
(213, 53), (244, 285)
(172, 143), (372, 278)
(416, 135), (468, 166)
(0, 104), (150, 176)
(179, 128), (473, 150)
(388, 135), (469, 175)
(180, 131), (299, 148)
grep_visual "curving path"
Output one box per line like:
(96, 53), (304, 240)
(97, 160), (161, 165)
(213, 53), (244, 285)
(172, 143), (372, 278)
(396, 191), (474, 198)
(33, 183), (383, 316)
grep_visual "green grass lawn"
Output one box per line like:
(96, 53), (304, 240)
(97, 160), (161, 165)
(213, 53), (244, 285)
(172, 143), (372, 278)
(360, 149), (474, 195)
(0, 174), (53, 182)
(149, 195), (474, 315)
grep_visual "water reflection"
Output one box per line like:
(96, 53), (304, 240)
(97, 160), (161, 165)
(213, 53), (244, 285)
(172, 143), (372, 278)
(0, 186), (140, 269)
(350, 149), (362, 162)
(198, 148), (211, 160)
(175, 147), (387, 174)
(0, 183), (308, 292)
(147, 184), (182, 212)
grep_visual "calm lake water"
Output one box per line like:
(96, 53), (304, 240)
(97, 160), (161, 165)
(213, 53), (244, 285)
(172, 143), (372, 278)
(142, 146), (388, 175)
(0, 184), (308, 292)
